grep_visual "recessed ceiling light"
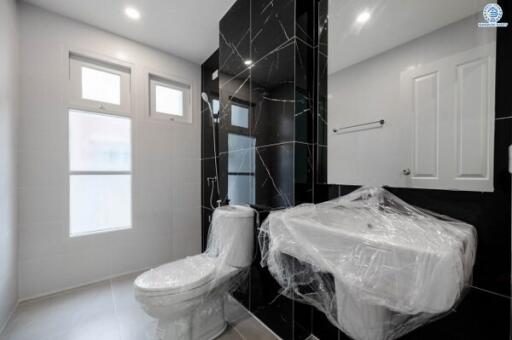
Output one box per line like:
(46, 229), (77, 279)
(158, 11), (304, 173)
(125, 6), (141, 20)
(356, 11), (371, 24)
(244, 59), (253, 66)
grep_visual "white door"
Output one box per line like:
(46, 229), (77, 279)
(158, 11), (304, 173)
(401, 43), (496, 191)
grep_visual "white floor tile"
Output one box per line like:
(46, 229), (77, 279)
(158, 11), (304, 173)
(1, 274), (278, 340)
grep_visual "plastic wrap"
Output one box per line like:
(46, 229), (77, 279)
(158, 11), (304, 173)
(134, 205), (255, 340)
(259, 187), (476, 340)
(203, 204), (256, 295)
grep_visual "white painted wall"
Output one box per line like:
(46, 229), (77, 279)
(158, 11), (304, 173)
(18, 3), (201, 300)
(328, 15), (496, 190)
(0, 0), (19, 330)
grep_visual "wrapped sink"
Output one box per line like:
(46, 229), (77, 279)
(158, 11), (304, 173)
(259, 187), (477, 340)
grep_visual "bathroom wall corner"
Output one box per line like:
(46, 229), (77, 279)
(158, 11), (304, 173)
(0, 0), (19, 332)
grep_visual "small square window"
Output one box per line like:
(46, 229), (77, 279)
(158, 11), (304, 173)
(155, 85), (184, 116)
(69, 53), (131, 114)
(231, 104), (249, 128)
(212, 99), (220, 115)
(150, 75), (191, 123)
(81, 66), (121, 105)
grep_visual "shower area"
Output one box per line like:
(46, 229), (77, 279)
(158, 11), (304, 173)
(200, 0), (326, 337)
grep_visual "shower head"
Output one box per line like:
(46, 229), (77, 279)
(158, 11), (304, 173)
(201, 92), (209, 103)
(201, 92), (217, 122)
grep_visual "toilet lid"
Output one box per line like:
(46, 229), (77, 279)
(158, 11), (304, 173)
(134, 254), (217, 293)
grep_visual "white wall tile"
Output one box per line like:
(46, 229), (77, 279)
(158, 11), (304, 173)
(18, 187), (66, 226)
(17, 3), (201, 300)
(171, 210), (201, 260)
(0, 0), (18, 327)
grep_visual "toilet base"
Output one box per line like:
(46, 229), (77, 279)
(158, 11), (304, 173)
(193, 295), (227, 340)
(197, 321), (227, 340)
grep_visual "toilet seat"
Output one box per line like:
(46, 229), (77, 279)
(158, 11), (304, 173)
(135, 254), (218, 296)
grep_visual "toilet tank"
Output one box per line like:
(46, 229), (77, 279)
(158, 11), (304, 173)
(207, 205), (255, 268)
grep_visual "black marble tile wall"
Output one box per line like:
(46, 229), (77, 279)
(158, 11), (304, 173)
(219, 0), (250, 80)
(251, 41), (295, 147)
(202, 0), (319, 338)
(251, 0), (295, 62)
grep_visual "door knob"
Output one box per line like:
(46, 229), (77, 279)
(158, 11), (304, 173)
(402, 168), (411, 176)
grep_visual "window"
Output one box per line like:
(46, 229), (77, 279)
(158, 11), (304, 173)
(81, 67), (121, 105)
(231, 104), (249, 128)
(69, 54), (131, 114)
(212, 99), (220, 115)
(69, 109), (132, 236)
(228, 133), (256, 204)
(150, 74), (191, 123)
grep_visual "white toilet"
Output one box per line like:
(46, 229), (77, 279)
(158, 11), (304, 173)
(134, 205), (255, 340)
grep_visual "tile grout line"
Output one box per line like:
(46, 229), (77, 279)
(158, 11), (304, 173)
(227, 295), (283, 340)
(109, 277), (124, 340)
(231, 324), (248, 340)
(470, 285), (511, 300)
(496, 115), (512, 121)
(0, 301), (19, 336)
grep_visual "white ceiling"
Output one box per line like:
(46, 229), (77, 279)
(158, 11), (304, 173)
(23, 0), (236, 64)
(329, 0), (490, 74)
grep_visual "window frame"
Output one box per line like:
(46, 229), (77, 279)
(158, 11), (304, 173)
(69, 53), (132, 115)
(227, 132), (256, 205)
(225, 99), (256, 204)
(149, 74), (192, 123)
(67, 109), (133, 237)
(66, 50), (134, 238)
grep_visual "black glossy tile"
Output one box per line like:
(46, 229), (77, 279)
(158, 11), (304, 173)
(220, 0), (251, 79)
(201, 158), (218, 207)
(494, 118), (512, 194)
(255, 143), (294, 208)
(251, 0), (295, 62)
(251, 40), (295, 89)
(295, 142), (314, 205)
(296, 0), (315, 47)
(316, 145), (327, 184)
(293, 301), (314, 339)
(312, 308), (345, 340)
(318, 0), (328, 56)
(296, 40), (315, 144)
(253, 295), (295, 340)
(295, 90), (314, 144)
(316, 51), (328, 146)
(314, 183), (340, 203)
(250, 242), (295, 338)
(252, 42), (295, 146)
